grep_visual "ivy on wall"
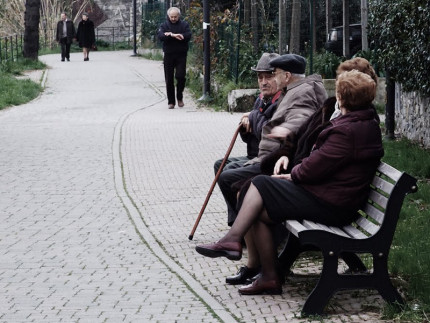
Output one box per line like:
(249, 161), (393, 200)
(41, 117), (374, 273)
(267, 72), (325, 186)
(369, 0), (430, 97)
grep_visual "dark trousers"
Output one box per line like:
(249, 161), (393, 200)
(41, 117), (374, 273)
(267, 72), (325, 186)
(60, 38), (71, 60)
(216, 163), (262, 225)
(163, 53), (187, 105)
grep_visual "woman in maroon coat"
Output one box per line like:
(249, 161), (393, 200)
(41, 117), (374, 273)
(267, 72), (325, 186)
(76, 12), (95, 61)
(195, 70), (384, 295)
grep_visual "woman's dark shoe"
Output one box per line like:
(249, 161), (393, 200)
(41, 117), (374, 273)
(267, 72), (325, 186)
(238, 277), (282, 295)
(195, 241), (242, 260)
(226, 266), (260, 285)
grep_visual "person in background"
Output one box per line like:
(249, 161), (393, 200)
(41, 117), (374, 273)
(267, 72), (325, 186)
(76, 12), (95, 62)
(56, 12), (76, 62)
(157, 7), (192, 109)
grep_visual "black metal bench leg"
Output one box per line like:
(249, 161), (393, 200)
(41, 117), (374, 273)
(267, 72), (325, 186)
(374, 257), (405, 306)
(341, 252), (367, 272)
(302, 253), (339, 316)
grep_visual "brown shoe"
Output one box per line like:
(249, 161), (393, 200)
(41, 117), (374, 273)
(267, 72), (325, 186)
(168, 104), (175, 109)
(238, 277), (282, 295)
(178, 100), (184, 107)
(195, 241), (242, 260)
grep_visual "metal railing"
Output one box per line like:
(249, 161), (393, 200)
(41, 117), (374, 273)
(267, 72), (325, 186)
(0, 34), (24, 63)
(1, 27), (132, 63)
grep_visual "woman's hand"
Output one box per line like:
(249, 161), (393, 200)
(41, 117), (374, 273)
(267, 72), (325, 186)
(271, 173), (292, 181)
(274, 156), (289, 175)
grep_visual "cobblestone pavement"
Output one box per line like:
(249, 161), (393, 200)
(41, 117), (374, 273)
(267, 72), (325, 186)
(0, 51), (386, 322)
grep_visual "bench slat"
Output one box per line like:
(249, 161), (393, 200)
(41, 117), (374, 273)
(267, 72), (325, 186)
(378, 162), (403, 181)
(342, 224), (368, 239)
(285, 220), (307, 237)
(372, 176), (395, 195)
(363, 203), (385, 224)
(355, 217), (381, 235)
(302, 220), (351, 238)
(368, 189), (388, 209)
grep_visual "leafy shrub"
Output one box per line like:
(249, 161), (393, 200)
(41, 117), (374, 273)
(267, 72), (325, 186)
(369, 0), (430, 97)
(311, 50), (343, 79)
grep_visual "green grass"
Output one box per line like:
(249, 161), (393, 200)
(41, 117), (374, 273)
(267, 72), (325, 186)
(381, 138), (430, 320)
(0, 58), (45, 110)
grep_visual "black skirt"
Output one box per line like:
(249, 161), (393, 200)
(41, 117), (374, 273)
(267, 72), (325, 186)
(251, 175), (355, 227)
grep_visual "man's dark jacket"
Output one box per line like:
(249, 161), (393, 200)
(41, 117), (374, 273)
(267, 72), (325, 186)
(56, 20), (76, 44)
(157, 18), (192, 54)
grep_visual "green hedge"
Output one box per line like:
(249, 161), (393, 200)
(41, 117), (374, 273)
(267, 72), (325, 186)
(369, 0), (430, 97)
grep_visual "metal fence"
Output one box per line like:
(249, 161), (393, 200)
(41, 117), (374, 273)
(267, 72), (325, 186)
(0, 27), (132, 63)
(0, 35), (23, 63)
(141, 2), (168, 48)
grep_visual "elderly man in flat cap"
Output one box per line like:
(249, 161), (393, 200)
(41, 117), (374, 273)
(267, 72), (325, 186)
(215, 53), (327, 285)
(214, 52), (282, 177)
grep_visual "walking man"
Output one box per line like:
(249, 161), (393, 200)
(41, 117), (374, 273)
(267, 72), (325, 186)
(56, 12), (76, 62)
(157, 7), (192, 109)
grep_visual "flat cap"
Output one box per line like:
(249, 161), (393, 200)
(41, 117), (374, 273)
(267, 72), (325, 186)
(251, 53), (280, 72)
(269, 54), (306, 74)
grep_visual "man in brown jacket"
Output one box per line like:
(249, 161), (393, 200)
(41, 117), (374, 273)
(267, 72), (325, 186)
(217, 53), (327, 227)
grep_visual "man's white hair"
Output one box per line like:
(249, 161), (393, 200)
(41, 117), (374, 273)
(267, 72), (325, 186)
(167, 7), (181, 16)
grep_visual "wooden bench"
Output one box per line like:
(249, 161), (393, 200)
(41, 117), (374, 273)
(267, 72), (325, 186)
(279, 162), (418, 316)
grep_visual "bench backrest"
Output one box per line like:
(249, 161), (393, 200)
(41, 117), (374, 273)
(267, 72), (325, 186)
(343, 162), (418, 244)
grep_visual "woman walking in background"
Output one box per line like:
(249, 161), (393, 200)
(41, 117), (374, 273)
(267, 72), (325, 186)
(76, 12), (95, 61)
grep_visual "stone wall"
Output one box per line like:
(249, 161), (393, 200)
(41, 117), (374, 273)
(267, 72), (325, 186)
(93, 0), (141, 41)
(395, 85), (430, 148)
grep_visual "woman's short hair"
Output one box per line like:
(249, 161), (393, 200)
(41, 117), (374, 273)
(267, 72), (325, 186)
(336, 70), (376, 111)
(336, 57), (378, 85)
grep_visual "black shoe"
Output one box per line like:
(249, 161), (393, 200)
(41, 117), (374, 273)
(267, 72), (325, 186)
(226, 266), (260, 285)
(61, 59), (65, 62)
(66, 58), (70, 61)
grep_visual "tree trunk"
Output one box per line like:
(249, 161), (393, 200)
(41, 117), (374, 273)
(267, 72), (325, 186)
(326, 0), (332, 41)
(289, 0), (301, 54)
(23, 0), (41, 60)
(250, 0), (259, 53)
(361, 0), (368, 51)
(342, 0), (350, 57)
(279, 0), (287, 53)
(311, 0), (316, 55)
(243, 0), (251, 26)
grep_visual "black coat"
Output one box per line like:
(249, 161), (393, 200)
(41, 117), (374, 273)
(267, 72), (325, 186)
(157, 18), (192, 54)
(56, 20), (76, 44)
(76, 19), (95, 48)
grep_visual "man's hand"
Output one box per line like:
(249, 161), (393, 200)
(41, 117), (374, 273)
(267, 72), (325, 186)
(164, 32), (184, 40)
(273, 156), (289, 175)
(240, 112), (251, 132)
(266, 126), (290, 139)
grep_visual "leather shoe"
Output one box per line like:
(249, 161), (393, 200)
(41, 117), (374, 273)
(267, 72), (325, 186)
(238, 277), (282, 295)
(226, 266), (260, 285)
(178, 100), (184, 107)
(195, 241), (242, 260)
(168, 104), (175, 109)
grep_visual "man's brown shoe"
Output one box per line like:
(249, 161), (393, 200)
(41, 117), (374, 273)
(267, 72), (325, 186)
(178, 100), (184, 107)
(238, 277), (282, 295)
(168, 104), (175, 109)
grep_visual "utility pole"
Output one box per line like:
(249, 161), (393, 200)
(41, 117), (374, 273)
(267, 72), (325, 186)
(199, 0), (211, 101)
(132, 0), (137, 56)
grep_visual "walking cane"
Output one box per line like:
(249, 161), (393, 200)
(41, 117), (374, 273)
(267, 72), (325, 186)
(188, 124), (242, 240)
